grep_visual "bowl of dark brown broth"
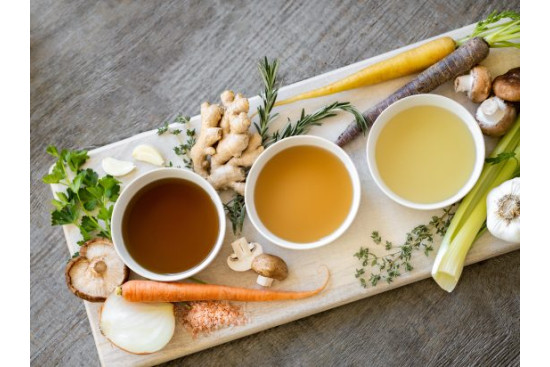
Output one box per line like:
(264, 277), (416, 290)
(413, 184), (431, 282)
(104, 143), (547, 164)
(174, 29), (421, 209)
(111, 168), (226, 281)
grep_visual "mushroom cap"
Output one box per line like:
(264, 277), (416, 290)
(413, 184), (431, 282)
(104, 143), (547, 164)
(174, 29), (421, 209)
(493, 67), (520, 102)
(475, 97), (517, 137)
(65, 238), (129, 302)
(454, 66), (492, 103)
(251, 254), (288, 281)
(469, 66), (492, 103)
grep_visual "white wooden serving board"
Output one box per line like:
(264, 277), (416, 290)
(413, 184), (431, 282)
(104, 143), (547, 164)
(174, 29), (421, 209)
(50, 23), (519, 367)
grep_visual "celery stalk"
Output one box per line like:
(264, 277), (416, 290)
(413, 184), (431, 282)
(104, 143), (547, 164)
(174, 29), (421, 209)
(431, 117), (520, 292)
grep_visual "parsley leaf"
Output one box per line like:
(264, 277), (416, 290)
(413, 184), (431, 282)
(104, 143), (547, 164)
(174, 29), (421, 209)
(485, 152), (516, 165)
(43, 146), (120, 243)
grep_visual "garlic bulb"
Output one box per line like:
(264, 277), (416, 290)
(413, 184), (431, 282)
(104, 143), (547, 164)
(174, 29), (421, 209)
(486, 177), (520, 243)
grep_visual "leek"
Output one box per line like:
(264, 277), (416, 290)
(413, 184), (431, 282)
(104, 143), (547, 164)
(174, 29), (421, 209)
(431, 117), (520, 292)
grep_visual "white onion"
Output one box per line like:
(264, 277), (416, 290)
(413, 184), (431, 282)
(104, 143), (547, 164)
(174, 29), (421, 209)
(100, 292), (175, 354)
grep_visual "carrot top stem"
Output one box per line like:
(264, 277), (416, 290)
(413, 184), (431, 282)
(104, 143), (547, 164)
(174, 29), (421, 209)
(456, 11), (519, 48)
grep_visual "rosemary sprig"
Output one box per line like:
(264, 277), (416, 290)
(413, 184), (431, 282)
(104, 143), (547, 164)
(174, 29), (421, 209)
(266, 101), (366, 146)
(223, 194), (246, 235)
(354, 205), (457, 288)
(254, 57), (280, 145)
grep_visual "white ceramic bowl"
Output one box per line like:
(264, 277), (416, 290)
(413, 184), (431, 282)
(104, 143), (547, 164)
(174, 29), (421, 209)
(245, 136), (361, 250)
(111, 168), (226, 281)
(366, 94), (485, 210)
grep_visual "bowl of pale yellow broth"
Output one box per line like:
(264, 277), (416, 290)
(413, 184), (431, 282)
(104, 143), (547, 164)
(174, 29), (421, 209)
(245, 136), (361, 250)
(366, 94), (485, 210)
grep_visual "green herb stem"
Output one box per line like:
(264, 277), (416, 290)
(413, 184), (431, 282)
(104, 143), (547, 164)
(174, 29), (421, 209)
(266, 101), (366, 147)
(456, 11), (520, 48)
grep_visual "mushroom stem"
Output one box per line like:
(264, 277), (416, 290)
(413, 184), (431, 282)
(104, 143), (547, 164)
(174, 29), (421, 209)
(256, 275), (274, 287)
(92, 259), (107, 275)
(454, 74), (473, 93)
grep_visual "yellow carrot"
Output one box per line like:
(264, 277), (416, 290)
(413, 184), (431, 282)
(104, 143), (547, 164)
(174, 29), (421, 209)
(275, 37), (456, 107)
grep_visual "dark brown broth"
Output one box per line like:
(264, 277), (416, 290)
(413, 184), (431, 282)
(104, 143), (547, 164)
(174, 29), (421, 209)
(122, 178), (219, 274)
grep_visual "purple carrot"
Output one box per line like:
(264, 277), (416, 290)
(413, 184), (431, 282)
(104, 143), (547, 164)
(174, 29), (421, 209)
(335, 37), (489, 147)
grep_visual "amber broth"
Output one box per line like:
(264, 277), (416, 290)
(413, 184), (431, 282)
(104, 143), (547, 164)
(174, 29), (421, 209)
(375, 105), (476, 204)
(122, 178), (219, 274)
(254, 145), (353, 243)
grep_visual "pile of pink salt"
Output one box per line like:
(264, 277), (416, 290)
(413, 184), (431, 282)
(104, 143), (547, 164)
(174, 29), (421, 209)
(176, 301), (247, 336)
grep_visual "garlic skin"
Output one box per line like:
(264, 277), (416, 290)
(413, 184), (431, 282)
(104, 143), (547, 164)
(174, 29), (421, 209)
(486, 178), (520, 243)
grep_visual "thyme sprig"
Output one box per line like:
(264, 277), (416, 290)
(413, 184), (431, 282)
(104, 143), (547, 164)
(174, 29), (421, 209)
(173, 129), (196, 169)
(254, 57), (280, 145)
(223, 194), (246, 235)
(162, 114), (195, 169)
(354, 205), (457, 288)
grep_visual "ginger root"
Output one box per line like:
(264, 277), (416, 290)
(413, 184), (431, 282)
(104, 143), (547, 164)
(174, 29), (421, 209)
(190, 91), (264, 195)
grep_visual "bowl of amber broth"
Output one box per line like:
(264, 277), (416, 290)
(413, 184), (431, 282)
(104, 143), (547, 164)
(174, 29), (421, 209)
(367, 94), (485, 210)
(111, 168), (226, 281)
(245, 136), (361, 250)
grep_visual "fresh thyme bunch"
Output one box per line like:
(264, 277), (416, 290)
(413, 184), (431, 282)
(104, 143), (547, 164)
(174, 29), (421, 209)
(354, 206), (456, 288)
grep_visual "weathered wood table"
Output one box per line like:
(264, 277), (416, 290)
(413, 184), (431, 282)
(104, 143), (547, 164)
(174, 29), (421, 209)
(31, 1), (519, 365)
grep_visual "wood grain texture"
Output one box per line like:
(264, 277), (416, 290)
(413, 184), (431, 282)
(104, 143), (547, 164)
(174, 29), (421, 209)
(31, 0), (519, 366)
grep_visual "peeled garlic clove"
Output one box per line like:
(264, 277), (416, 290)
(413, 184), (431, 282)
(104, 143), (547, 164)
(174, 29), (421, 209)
(132, 144), (164, 166)
(102, 157), (136, 177)
(100, 292), (175, 354)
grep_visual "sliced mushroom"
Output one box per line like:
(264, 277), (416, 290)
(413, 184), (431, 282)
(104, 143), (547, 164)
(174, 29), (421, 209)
(65, 239), (129, 302)
(454, 66), (492, 103)
(226, 237), (263, 272)
(493, 67), (520, 102)
(475, 96), (517, 137)
(251, 254), (288, 287)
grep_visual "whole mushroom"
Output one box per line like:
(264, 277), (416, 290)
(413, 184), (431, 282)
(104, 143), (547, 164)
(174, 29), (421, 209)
(475, 96), (517, 137)
(251, 254), (289, 287)
(493, 67), (520, 102)
(65, 238), (129, 302)
(454, 66), (492, 103)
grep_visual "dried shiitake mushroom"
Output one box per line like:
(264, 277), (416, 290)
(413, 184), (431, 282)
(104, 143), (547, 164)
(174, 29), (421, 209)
(65, 238), (129, 302)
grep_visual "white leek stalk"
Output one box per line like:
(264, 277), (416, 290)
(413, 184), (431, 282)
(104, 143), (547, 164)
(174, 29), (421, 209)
(431, 117), (520, 292)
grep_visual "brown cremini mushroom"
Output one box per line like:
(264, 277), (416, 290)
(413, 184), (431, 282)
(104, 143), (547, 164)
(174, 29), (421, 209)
(493, 67), (520, 102)
(251, 254), (289, 287)
(475, 96), (517, 137)
(65, 238), (129, 302)
(454, 66), (492, 103)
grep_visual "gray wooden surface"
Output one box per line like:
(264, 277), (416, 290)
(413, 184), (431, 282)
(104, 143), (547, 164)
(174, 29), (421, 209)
(30, 1), (520, 366)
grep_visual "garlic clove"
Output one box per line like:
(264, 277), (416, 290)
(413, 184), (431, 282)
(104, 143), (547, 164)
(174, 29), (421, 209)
(102, 157), (136, 177)
(132, 144), (164, 166)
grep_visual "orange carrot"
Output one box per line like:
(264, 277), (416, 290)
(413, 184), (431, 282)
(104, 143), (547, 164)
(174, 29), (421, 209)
(119, 269), (330, 303)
